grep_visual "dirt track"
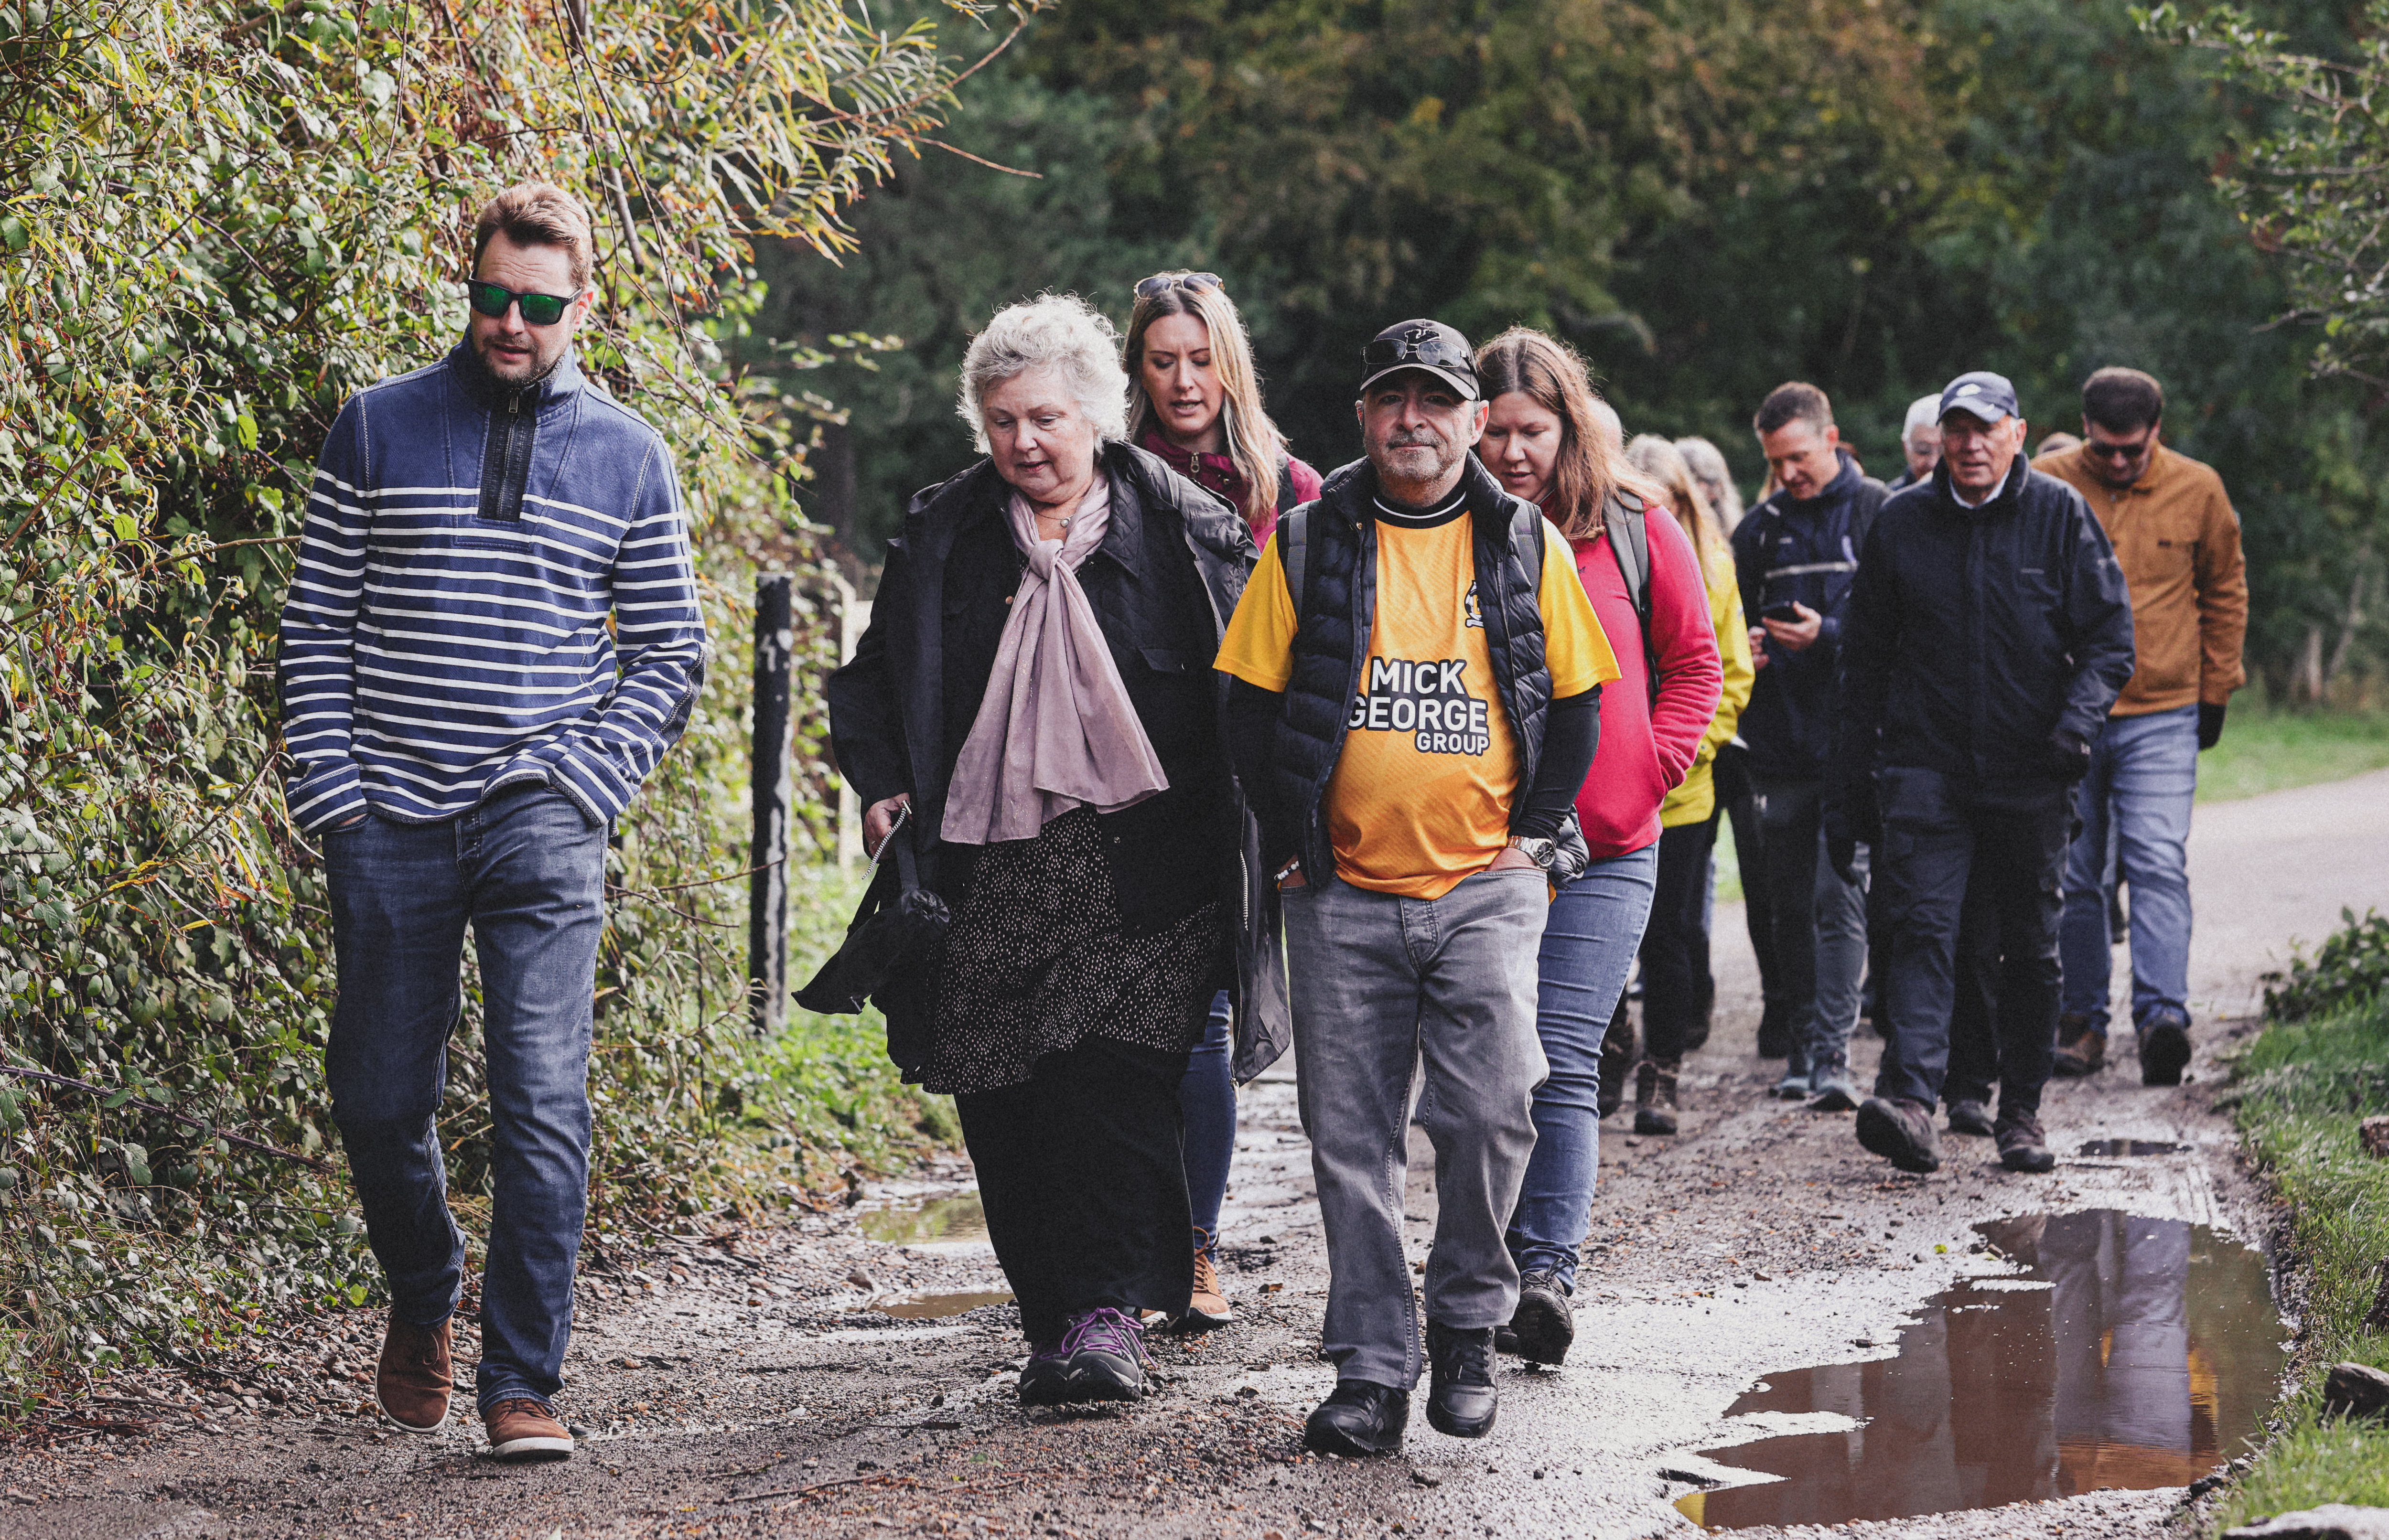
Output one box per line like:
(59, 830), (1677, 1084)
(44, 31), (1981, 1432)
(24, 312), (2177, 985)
(9, 768), (2389, 1540)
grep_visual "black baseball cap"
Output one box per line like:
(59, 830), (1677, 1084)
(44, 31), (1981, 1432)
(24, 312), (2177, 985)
(1938, 371), (2020, 425)
(1358, 320), (1481, 401)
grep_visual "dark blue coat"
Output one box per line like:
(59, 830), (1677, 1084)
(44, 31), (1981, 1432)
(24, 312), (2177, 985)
(1731, 450), (1887, 780)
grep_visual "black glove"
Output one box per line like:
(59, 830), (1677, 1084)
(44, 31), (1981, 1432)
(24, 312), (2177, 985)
(1712, 737), (1755, 806)
(1826, 831), (1862, 888)
(1822, 778), (1875, 887)
(2198, 702), (2227, 751)
(2046, 729), (2093, 782)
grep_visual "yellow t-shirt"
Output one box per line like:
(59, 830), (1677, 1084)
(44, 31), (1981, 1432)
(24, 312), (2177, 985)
(1215, 509), (1619, 898)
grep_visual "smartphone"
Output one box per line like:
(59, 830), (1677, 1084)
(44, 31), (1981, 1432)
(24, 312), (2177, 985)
(1762, 602), (1805, 623)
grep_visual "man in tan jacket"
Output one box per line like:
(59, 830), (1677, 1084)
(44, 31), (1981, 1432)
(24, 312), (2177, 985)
(2034, 367), (2247, 1086)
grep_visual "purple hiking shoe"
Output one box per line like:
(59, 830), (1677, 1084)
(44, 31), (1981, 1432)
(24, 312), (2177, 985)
(1058, 1307), (1150, 1403)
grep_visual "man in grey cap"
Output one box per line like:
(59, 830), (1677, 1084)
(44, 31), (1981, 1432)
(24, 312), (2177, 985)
(1216, 318), (1614, 1455)
(1829, 371), (2134, 1176)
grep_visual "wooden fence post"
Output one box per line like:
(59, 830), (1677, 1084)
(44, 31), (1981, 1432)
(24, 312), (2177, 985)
(749, 572), (795, 1038)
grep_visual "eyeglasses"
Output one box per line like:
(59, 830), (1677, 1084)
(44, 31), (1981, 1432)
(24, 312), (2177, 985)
(1134, 272), (1225, 300)
(466, 279), (576, 328)
(1362, 325), (1475, 375)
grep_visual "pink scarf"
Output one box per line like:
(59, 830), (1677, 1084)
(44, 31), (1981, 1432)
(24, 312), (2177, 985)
(940, 477), (1170, 845)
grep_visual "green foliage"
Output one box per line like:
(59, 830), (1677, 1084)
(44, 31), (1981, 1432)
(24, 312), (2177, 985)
(2219, 990), (2389, 1525)
(2195, 705), (2389, 802)
(2263, 908), (2389, 1023)
(0, 0), (1022, 1406)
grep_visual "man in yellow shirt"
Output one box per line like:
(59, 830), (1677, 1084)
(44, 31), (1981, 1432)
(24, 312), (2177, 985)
(1216, 320), (1618, 1456)
(2034, 368), (2248, 1086)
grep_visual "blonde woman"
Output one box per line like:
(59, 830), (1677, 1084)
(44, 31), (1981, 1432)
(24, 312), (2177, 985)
(1119, 271), (1321, 1332)
(1124, 271), (1322, 547)
(1622, 435), (1756, 1131)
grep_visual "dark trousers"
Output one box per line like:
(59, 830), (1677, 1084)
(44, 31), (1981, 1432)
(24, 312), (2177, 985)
(956, 1035), (1194, 1346)
(1872, 769), (2073, 1117)
(1945, 881), (2004, 1107)
(1640, 812), (1722, 1062)
(1724, 787), (1780, 1026)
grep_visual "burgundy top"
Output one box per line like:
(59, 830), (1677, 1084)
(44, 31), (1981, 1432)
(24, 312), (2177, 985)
(1139, 426), (1323, 549)
(1550, 495), (1726, 860)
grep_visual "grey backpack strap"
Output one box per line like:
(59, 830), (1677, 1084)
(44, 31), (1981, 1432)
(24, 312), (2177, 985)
(1604, 492), (1660, 704)
(1281, 505), (1310, 620)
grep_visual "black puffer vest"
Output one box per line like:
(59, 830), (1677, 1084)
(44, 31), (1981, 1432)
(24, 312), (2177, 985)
(1269, 453), (1558, 885)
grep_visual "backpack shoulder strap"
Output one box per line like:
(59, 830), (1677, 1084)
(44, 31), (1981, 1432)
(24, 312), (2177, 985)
(1604, 491), (1661, 704)
(1276, 458), (1297, 526)
(1281, 505), (1310, 622)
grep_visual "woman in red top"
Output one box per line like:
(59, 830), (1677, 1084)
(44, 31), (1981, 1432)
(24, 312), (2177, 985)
(1472, 328), (1723, 1368)
(1119, 271), (1321, 1334)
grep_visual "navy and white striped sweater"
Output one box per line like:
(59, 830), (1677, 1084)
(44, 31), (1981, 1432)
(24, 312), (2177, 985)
(277, 342), (708, 834)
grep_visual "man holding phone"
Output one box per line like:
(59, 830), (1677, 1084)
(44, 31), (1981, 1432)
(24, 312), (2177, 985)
(1731, 383), (1888, 1105)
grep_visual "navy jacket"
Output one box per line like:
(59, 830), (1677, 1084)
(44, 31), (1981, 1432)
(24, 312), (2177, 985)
(1731, 450), (1886, 780)
(1836, 456), (2135, 789)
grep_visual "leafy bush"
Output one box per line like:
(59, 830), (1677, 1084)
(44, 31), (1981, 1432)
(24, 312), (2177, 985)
(2263, 908), (2389, 1023)
(0, 0), (1019, 1410)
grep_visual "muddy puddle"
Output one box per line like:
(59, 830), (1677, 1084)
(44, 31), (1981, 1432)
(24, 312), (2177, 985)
(2077, 1140), (2190, 1157)
(1676, 1211), (2285, 1532)
(857, 1192), (990, 1247)
(875, 1287), (1015, 1320)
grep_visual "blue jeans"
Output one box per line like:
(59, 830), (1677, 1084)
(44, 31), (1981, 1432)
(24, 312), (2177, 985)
(1180, 992), (1236, 1242)
(1505, 844), (1659, 1292)
(2060, 706), (2197, 1034)
(323, 784), (606, 1413)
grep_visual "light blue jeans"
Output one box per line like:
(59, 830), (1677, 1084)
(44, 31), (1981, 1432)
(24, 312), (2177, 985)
(2060, 705), (2198, 1034)
(1505, 844), (1660, 1293)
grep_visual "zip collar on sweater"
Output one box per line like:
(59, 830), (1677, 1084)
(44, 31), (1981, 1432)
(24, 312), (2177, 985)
(447, 338), (584, 416)
(448, 340), (584, 524)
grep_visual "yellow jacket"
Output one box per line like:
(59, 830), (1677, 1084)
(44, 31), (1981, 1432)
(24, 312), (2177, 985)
(1661, 537), (1754, 827)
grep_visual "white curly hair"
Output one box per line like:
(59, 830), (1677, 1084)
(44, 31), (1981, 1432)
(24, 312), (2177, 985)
(957, 293), (1130, 452)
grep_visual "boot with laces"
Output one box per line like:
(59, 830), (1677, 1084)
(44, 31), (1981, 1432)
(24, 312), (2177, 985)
(1634, 1058), (1679, 1136)
(1424, 1320), (1498, 1438)
(1173, 1227), (1232, 1331)
(1855, 1095), (1942, 1174)
(1016, 1338), (1071, 1406)
(374, 1315), (452, 1433)
(1994, 1109), (2057, 1173)
(1507, 1268), (1573, 1366)
(1058, 1306), (1150, 1402)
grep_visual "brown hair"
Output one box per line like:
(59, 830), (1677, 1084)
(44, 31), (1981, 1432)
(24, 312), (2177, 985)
(472, 182), (594, 291)
(2081, 366), (2165, 433)
(1473, 327), (1668, 540)
(1625, 434), (1725, 571)
(1123, 276), (1287, 530)
(1753, 381), (1833, 438)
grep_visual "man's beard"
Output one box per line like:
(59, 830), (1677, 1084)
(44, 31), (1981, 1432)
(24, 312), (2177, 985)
(472, 330), (562, 388)
(1376, 432), (1455, 484)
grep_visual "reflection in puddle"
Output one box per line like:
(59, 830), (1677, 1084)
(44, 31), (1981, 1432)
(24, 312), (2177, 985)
(2077, 1140), (2190, 1157)
(875, 1288), (1014, 1320)
(857, 1193), (990, 1246)
(1676, 1211), (2284, 1532)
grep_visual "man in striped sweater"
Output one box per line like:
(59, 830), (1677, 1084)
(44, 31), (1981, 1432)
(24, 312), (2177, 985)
(276, 183), (707, 1461)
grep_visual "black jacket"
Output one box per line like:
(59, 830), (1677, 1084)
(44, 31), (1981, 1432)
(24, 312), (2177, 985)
(1836, 456), (2135, 791)
(1232, 453), (1589, 886)
(1731, 450), (1887, 780)
(826, 441), (1290, 1083)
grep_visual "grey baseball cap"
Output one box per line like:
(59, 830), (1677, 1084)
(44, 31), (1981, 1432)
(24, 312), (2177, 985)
(1938, 371), (2020, 425)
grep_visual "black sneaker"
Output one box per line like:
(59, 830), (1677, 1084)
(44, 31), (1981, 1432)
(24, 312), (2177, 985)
(1302, 1380), (1409, 1456)
(1057, 1307), (1149, 1402)
(1946, 1098), (1995, 1138)
(1016, 1339), (1070, 1406)
(1855, 1096), (1942, 1174)
(1755, 1002), (1795, 1059)
(1994, 1111), (2056, 1173)
(2137, 1013), (2192, 1088)
(1424, 1321), (1498, 1438)
(1509, 1269), (1573, 1366)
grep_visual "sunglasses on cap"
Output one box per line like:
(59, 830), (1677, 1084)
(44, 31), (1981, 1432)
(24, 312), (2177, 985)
(1361, 327), (1474, 374)
(1134, 272), (1225, 299)
(466, 278), (577, 328)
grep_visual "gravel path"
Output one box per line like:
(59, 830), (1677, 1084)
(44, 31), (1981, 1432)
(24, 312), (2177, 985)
(10, 769), (2385, 1540)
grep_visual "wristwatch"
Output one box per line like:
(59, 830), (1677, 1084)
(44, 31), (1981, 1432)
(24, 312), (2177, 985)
(1507, 835), (1560, 871)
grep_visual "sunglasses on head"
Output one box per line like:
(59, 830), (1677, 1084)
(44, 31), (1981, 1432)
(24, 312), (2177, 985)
(466, 278), (576, 328)
(1362, 327), (1474, 374)
(1134, 272), (1225, 300)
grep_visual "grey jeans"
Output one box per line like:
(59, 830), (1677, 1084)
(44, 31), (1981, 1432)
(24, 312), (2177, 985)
(1283, 865), (1550, 1390)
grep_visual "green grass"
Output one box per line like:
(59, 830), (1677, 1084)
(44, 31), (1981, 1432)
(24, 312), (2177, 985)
(2215, 994), (2389, 1527)
(2198, 707), (2389, 803)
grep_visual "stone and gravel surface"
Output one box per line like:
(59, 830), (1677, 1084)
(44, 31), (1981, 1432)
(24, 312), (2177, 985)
(3, 769), (2383, 1540)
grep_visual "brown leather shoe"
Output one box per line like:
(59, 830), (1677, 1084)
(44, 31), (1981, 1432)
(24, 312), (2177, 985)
(2051, 1015), (2106, 1077)
(484, 1396), (574, 1462)
(374, 1316), (453, 1433)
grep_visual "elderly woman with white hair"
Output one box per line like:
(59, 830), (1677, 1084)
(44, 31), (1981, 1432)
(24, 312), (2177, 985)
(826, 293), (1286, 1409)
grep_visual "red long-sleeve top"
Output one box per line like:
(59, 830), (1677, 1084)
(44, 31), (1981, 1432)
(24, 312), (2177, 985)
(1561, 501), (1726, 860)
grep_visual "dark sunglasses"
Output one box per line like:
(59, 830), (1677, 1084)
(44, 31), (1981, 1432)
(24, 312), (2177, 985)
(2085, 437), (2153, 461)
(466, 278), (576, 328)
(1134, 271), (1225, 300)
(1362, 327), (1474, 374)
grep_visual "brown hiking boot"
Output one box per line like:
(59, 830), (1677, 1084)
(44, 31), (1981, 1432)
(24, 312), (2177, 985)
(374, 1315), (453, 1433)
(1176, 1230), (1232, 1331)
(1597, 998), (1635, 1119)
(484, 1396), (574, 1462)
(1634, 1057), (1679, 1136)
(2051, 1014), (2105, 1077)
